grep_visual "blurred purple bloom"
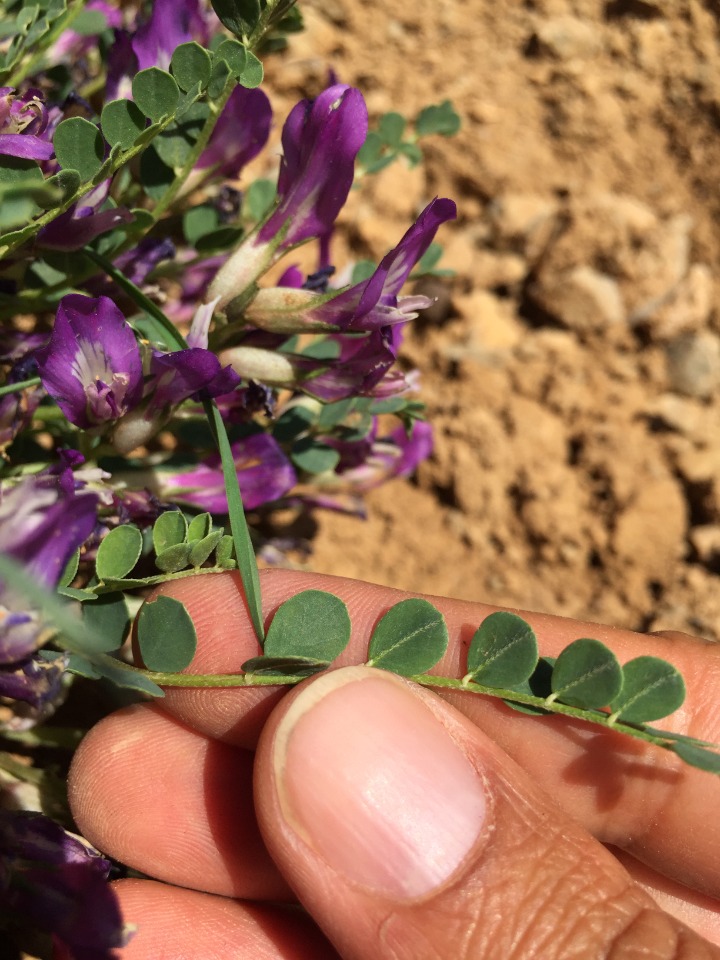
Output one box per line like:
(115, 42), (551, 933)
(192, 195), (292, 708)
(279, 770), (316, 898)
(259, 84), (367, 249)
(197, 86), (272, 179)
(165, 253), (225, 324)
(0, 652), (67, 709)
(133, 0), (210, 71)
(0, 87), (53, 160)
(162, 433), (296, 512)
(107, 0), (212, 99)
(0, 470), (98, 663)
(36, 295), (144, 430)
(112, 236), (175, 286)
(299, 326), (406, 401)
(246, 198), (457, 333)
(51, 1), (122, 60)
(38, 181), (134, 251)
(0, 810), (128, 959)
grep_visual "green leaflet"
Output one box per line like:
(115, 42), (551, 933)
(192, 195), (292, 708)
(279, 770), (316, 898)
(550, 638), (623, 709)
(466, 612), (538, 687)
(264, 590), (351, 663)
(136, 595), (197, 672)
(367, 598), (448, 675)
(95, 525), (143, 581)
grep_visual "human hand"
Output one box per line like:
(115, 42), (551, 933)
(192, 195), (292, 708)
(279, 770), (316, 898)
(69, 570), (720, 958)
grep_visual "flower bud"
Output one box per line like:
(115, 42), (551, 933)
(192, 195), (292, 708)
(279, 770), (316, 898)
(242, 287), (338, 333)
(217, 346), (298, 386)
(207, 238), (274, 310)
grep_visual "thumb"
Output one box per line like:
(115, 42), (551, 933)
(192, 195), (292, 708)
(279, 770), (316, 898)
(254, 666), (716, 960)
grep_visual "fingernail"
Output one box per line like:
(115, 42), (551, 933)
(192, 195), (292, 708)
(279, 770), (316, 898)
(273, 666), (487, 899)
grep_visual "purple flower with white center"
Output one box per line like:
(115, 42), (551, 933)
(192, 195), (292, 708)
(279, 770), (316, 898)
(35, 295), (144, 430)
(0, 87), (53, 161)
(0, 809), (129, 959)
(38, 181), (134, 251)
(160, 433), (297, 513)
(244, 198), (457, 333)
(209, 85), (368, 309)
(196, 86), (272, 180)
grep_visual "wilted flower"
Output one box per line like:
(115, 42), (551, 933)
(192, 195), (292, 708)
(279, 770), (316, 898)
(0, 809), (129, 959)
(0, 87), (53, 160)
(159, 433), (297, 512)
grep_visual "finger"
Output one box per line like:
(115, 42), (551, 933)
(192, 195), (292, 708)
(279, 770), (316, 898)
(611, 848), (720, 947)
(149, 570), (720, 895)
(112, 879), (337, 960)
(68, 704), (290, 900)
(255, 665), (718, 960)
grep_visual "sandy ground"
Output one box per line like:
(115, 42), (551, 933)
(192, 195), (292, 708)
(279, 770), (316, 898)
(265, 0), (720, 640)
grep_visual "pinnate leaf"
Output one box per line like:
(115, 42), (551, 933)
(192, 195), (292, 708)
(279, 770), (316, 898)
(550, 638), (622, 708)
(133, 68), (180, 122)
(187, 513), (212, 541)
(96, 525), (143, 581)
(291, 437), (340, 474)
(415, 100), (461, 138)
(53, 117), (104, 181)
(82, 593), (131, 652)
(368, 598), (448, 675)
(153, 511), (187, 554)
(101, 99), (146, 150)
(466, 612), (538, 687)
(671, 741), (720, 774)
(610, 656), (685, 723)
(189, 530), (224, 567)
(264, 590), (351, 663)
(239, 50), (263, 88)
(155, 542), (192, 573)
(171, 41), (212, 91)
(210, 0), (261, 39)
(137, 595), (197, 672)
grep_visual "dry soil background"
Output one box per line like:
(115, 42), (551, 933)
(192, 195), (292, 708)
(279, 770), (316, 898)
(267, 0), (720, 639)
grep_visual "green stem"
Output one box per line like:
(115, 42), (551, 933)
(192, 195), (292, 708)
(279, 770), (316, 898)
(136, 665), (677, 753)
(0, 376), (41, 398)
(150, 79), (236, 221)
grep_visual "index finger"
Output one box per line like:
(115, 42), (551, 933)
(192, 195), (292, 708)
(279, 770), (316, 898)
(147, 568), (720, 897)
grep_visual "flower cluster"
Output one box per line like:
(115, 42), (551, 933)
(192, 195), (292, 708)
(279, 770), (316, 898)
(0, 0), (457, 953)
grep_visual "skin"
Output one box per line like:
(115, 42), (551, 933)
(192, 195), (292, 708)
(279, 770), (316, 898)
(69, 569), (720, 959)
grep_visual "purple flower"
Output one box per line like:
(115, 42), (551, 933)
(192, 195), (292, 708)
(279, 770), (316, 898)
(196, 86), (272, 179)
(260, 84), (367, 249)
(35, 295), (144, 430)
(51, 1), (123, 60)
(0, 653), (67, 726)
(0, 810), (129, 959)
(0, 87), (53, 161)
(38, 181), (134, 251)
(245, 198), (457, 333)
(208, 85), (368, 308)
(0, 470), (98, 663)
(146, 348), (240, 413)
(107, 0), (213, 99)
(160, 433), (297, 513)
